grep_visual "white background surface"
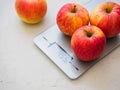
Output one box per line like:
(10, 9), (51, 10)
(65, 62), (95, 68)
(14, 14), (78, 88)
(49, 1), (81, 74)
(0, 0), (120, 90)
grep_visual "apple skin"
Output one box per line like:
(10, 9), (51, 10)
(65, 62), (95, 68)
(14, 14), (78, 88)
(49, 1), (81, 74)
(15, 0), (47, 24)
(71, 25), (106, 61)
(90, 2), (120, 38)
(56, 3), (89, 36)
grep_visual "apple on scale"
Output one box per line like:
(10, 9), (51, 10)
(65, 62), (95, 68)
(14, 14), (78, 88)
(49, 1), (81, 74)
(90, 2), (120, 38)
(56, 3), (89, 36)
(71, 25), (106, 61)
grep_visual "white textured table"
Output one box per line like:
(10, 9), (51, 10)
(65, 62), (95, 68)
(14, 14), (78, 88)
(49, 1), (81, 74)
(0, 0), (120, 90)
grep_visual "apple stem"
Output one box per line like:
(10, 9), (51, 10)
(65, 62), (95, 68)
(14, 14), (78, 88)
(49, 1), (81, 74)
(71, 5), (77, 13)
(106, 8), (110, 13)
(105, 7), (112, 13)
(84, 30), (92, 37)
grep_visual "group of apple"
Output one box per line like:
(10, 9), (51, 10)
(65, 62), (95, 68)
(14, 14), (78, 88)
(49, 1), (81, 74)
(15, 0), (120, 62)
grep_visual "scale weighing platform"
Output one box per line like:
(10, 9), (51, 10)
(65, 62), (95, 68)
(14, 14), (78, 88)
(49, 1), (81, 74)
(33, 0), (120, 79)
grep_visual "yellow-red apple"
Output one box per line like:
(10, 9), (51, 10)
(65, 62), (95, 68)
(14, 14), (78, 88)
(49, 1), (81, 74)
(15, 0), (47, 24)
(71, 25), (106, 61)
(90, 2), (120, 38)
(56, 3), (89, 36)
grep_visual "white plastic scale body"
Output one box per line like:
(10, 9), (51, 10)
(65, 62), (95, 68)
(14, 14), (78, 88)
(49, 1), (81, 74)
(33, 0), (120, 79)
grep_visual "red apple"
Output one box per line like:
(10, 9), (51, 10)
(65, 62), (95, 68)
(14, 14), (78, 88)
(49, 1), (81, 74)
(15, 0), (47, 24)
(56, 3), (89, 36)
(71, 25), (106, 61)
(90, 2), (120, 38)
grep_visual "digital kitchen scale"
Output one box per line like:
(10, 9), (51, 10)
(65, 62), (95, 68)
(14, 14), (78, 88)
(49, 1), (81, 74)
(33, 0), (120, 79)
